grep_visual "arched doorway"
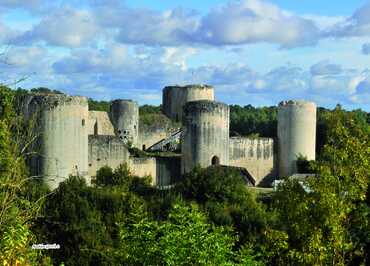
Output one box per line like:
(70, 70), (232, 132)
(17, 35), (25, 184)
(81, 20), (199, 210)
(211, 156), (220, 165)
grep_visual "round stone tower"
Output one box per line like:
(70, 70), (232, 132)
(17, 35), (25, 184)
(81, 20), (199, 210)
(277, 100), (316, 177)
(26, 94), (89, 190)
(109, 99), (139, 147)
(163, 84), (214, 122)
(181, 100), (229, 174)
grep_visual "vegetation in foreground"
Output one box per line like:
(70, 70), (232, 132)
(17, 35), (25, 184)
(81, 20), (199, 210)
(0, 86), (369, 265)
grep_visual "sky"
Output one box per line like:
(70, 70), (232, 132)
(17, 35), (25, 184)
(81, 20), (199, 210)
(0, 0), (369, 111)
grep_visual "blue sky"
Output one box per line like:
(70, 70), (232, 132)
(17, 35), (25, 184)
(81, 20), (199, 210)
(0, 0), (369, 111)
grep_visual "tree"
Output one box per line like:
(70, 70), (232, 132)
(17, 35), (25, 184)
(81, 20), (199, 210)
(0, 85), (47, 264)
(95, 163), (132, 188)
(269, 106), (370, 265)
(176, 166), (274, 246)
(118, 201), (238, 265)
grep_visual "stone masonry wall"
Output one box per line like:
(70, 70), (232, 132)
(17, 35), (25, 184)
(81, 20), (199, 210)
(88, 135), (130, 177)
(229, 137), (276, 185)
(87, 111), (115, 136)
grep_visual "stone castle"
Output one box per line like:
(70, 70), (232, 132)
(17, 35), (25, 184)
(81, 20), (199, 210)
(21, 85), (317, 190)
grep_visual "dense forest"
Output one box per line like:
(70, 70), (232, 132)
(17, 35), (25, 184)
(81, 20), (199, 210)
(1, 86), (369, 265)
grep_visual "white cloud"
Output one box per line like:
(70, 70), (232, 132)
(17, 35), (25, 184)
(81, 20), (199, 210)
(0, 0), (369, 110)
(16, 7), (99, 47)
(53, 43), (128, 74)
(310, 60), (342, 76)
(93, 3), (199, 46)
(160, 47), (197, 71)
(325, 1), (370, 38)
(0, 21), (20, 43)
(89, 0), (321, 48)
(303, 15), (346, 30)
(6, 45), (45, 66)
(196, 0), (320, 48)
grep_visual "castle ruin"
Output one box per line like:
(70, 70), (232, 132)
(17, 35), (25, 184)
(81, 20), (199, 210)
(22, 85), (317, 190)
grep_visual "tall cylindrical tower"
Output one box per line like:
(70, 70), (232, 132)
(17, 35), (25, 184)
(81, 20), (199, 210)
(163, 85), (214, 121)
(109, 99), (139, 147)
(278, 100), (316, 177)
(26, 94), (89, 189)
(181, 100), (229, 174)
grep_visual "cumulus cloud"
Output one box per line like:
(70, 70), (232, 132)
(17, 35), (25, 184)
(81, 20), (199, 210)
(302, 15), (346, 30)
(115, 8), (198, 46)
(195, 0), (320, 47)
(1, 0), (370, 109)
(53, 43), (128, 74)
(2, 0), (370, 49)
(261, 65), (309, 92)
(50, 43), (198, 98)
(310, 60), (342, 76)
(88, 0), (321, 48)
(0, 21), (20, 43)
(6, 46), (45, 66)
(0, 45), (51, 86)
(16, 7), (99, 47)
(325, 1), (370, 37)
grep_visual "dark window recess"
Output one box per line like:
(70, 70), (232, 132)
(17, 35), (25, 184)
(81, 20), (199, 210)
(88, 163), (92, 167)
(118, 130), (121, 134)
(94, 122), (98, 135)
(142, 145), (146, 151)
(211, 156), (220, 165)
(97, 158), (101, 161)
(165, 143), (171, 150)
(82, 119), (85, 126)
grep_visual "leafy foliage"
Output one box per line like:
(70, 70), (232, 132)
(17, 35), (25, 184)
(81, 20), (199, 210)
(88, 98), (110, 112)
(139, 104), (162, 115)
(118, 201), (237, 266)
(95, 163), (132, 188)
(0, 86), (48, 264)
(229, 104), (277, 137)
(176, 166), (274, 246)
(269, 106), (370, 265)
(35, 175), (145, 265)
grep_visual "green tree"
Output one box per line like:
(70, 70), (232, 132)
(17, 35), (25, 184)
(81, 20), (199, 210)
(0, 86), (47, 264)
(176, 166), (274, 246)
(95, 163), (132, 188)
(118, 201), (238, 265)
(88, 98), (110, 112)
(269, 106), (370, 265)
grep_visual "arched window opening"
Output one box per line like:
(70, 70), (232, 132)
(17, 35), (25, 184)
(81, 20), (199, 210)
(94, 121), (98, 135)
(211, 156), (220, 165)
